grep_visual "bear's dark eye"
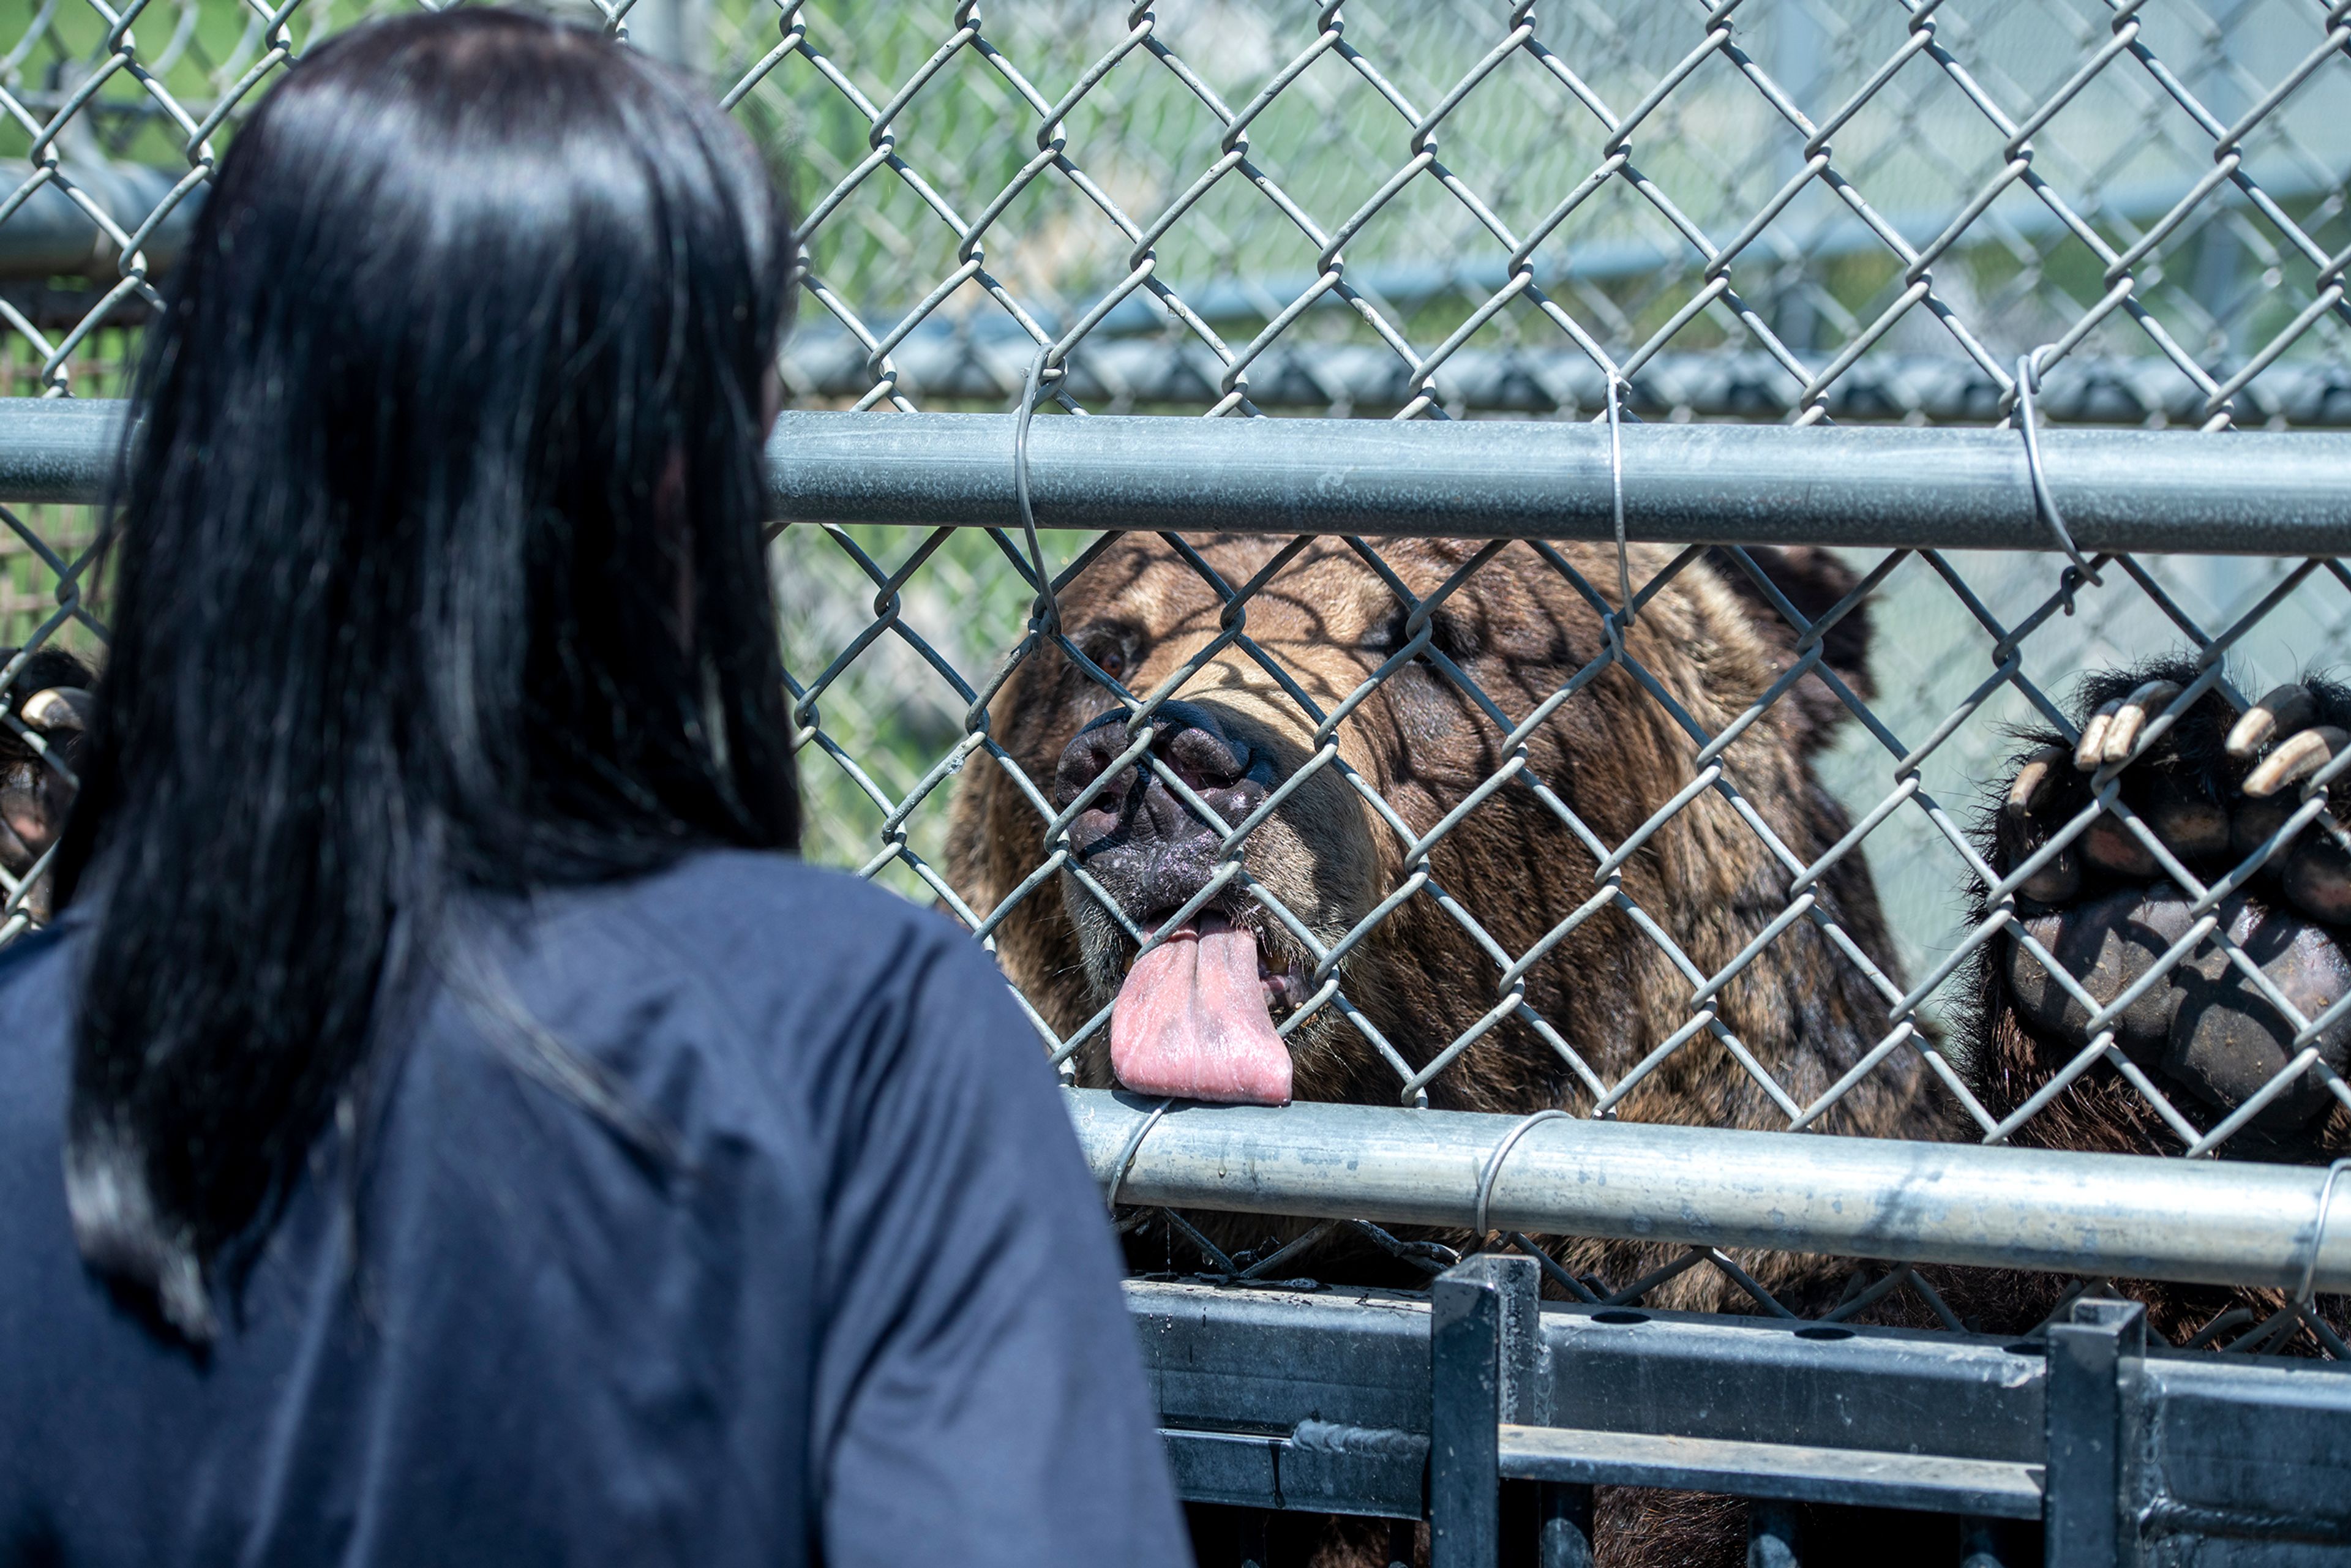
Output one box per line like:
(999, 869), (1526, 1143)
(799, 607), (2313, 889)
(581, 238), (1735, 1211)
(1070, 626), (1139, 687)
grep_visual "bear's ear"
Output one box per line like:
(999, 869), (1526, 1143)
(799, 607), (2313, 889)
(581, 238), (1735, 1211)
(1704, 545), (1875, 705)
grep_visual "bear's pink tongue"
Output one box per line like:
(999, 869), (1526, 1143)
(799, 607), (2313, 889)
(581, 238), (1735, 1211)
(1110, 916), (1294, 1105)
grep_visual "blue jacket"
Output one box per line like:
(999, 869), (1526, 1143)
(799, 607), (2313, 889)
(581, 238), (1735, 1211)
(0, 852), (1190, 1566)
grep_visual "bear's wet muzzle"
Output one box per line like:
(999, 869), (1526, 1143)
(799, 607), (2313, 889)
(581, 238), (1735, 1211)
(1054, 701), (1294, 1104)
(1054, 700), (1272, 918)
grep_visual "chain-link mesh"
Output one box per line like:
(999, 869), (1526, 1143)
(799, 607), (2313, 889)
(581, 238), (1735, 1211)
(5, 0), (2349, 1352)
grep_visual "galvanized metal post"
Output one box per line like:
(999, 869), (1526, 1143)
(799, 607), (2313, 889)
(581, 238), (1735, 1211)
(2044, 1299), (2146, 1568)
(1960, 1517), (2021, 1568)
(1235, 1509), (1267, 1568)
(620, 0), (705, 72)
(1431, 1260), (1502, 1568)
(1746, 1499), (1801, 1568)
(1539, 1481), (1595, 1568)
(1431, 1255), (1540, 1568)
(1766, 3), (1824, 359)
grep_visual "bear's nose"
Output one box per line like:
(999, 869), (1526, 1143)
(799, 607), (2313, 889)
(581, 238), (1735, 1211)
(1054, 700), (1268, 861)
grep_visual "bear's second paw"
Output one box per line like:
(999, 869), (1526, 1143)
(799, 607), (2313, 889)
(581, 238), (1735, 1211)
(1990, 667), (2350, 1153)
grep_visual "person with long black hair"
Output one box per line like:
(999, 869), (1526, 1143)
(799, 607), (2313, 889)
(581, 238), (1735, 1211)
(0, 12), (1188, 1564)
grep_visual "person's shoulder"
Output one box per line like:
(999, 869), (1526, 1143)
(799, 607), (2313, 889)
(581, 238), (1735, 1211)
(572, 851), (1031, 1098)
(626, 850), (959, 951)
(577, 850), (989, 1015)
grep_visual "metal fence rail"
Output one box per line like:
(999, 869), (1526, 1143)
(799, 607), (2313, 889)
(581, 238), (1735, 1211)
(12, 399), (2351, 549)
(1065, 1090), (2351, 1296)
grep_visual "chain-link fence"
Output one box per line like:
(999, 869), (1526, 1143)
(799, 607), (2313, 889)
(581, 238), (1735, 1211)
(5, 0), (2350, 1367)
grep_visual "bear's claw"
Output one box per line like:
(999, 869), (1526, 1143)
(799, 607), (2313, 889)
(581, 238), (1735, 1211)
(2072, 697), (2124, 771)
(2087, 678), (2181, 767)
(17, 686), (88, 734)
(2244, 725), (2345, 799)
(2225, 682), (2317, 759)
(2005, 745), (2066, 819)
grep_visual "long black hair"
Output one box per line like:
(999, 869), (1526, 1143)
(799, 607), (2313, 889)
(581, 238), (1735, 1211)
(53, 8), (801, 1341)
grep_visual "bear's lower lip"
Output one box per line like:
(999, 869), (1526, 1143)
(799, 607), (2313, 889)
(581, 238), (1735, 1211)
(1109, 912), (1295, 1105)
(1255, 953), (1308, 1019)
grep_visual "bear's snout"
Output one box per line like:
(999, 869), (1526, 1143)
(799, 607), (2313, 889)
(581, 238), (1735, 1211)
(1054, 700), (1271, 919)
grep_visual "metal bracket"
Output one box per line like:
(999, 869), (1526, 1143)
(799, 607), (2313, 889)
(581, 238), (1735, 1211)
(1431, 1255), (1542, 1568)
(2045, 1297), (2147, 1568)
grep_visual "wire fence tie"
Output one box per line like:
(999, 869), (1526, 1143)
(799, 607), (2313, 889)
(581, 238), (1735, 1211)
(2014, 351), (2103, 611)
(1105, 1096), (1176, 1212)
(1603, 369), (1634, 657)
(2297, 1158), (2351, 1307)
(1014, 342), (1063, 640)
(1474, 1107), (1572, 1237)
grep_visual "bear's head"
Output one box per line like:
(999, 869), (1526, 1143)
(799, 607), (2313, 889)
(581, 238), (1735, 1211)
(948, 533), (1917, 1136)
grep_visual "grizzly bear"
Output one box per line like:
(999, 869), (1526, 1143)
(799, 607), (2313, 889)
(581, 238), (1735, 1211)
(947, 535), (1936, 1304)
(943, 533), (2349, 1564)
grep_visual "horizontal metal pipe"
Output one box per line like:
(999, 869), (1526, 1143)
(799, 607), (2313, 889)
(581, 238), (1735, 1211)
(0, 398), (126, 505)
(1063, 1089), (2351, 1294)
(852, 170), (2334, 344)
(9, 399), (2349, 556)
(1070, 169), (2339, 340)
(770, 412), (2351, 555)
(0, 165), (200, 280)
(782, 332), (2351, 426)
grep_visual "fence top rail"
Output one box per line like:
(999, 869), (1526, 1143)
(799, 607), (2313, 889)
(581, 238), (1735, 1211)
(6, 399), (2349, 557)
(1062, 1089), (2351, 1296)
